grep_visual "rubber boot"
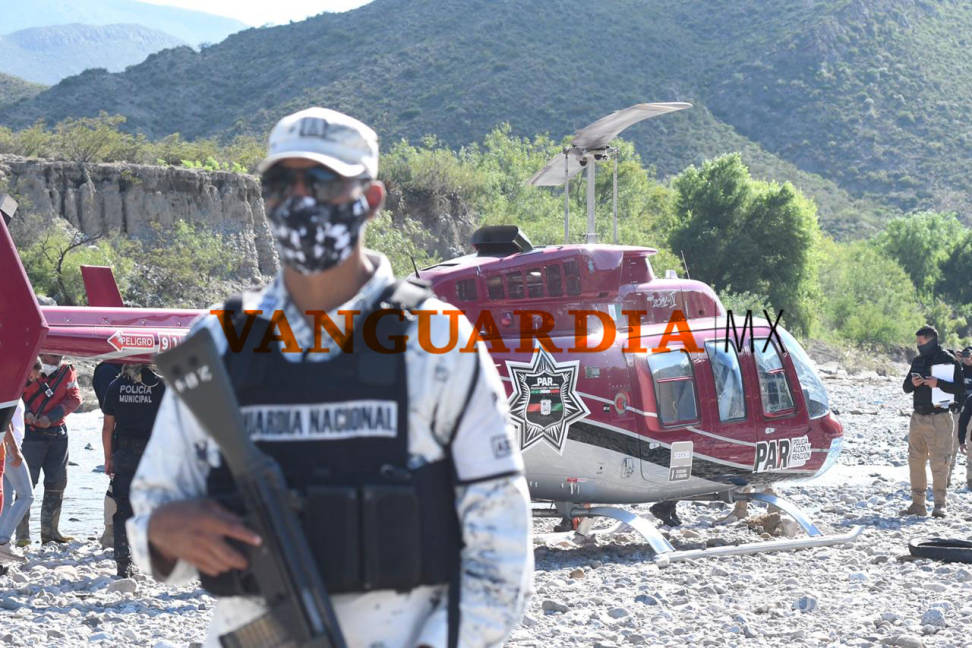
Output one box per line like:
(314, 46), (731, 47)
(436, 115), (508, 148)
(40, 490), (74, 544)
(100, 494), (116, 549)
(113, 515), (132, 578)
(115, 558), (135, 579)
(649, 501), (681, 527)
(15, 515), (29, 547)
(553, 516), (573, 532)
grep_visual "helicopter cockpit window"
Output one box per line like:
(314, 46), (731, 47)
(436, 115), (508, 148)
(646, 350), (699, 425)
(506, 272), (524, 299)
(564, 260), (581, 296)
(704, 341), (746, 422)
(526, 269), (544, 298)
(455, 278), (477, 301)
(486, 275), (504, 299)
(546, 264), (563, 297)
(753, 338), (795, 415)
(775, 328), (830, 419)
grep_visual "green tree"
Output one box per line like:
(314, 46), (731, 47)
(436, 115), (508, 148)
(18, 217), (135, 305)
(874, 211), (964, 297)
(816, 239), (923, 348)
(669, 154), (820, 334)
(366, 212), (440, 277)
(936, 229), (972, 306)
(53, 112), (133, 163)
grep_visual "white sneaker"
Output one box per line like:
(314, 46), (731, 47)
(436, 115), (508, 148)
(0, 541), (27, 563)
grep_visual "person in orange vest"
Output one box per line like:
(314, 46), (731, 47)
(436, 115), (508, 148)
(18, 354), (82, 545)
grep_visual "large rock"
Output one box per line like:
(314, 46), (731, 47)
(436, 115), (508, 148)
(0, 155), (277, 279)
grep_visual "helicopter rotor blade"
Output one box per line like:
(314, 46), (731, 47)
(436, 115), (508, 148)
(526, 102), (692, 187)
(570, 102), (691, 150)
(527, 150), (585, 187)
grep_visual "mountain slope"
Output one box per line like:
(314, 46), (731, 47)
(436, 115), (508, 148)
(0, 73), (46, 110)
(0, 0), (246, 46)
(0, 24), (185, 84)
(1, 0), (966, 231)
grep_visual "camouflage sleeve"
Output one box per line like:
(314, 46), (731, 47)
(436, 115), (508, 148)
(415, 475), (534, 648)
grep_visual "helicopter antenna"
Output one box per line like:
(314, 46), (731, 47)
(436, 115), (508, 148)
(679, 250), (691, 280)
(410, 255), (421, 279)
(585, 154), (596, 243)
(612, 148), (619, 244)
(563, 151), (570, 244)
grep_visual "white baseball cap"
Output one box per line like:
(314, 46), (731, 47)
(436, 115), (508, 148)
(257, 107), (379, 179)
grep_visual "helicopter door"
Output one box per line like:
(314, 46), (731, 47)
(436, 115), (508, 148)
(640, 350), (701, 480)
(750, 337), (810, 473)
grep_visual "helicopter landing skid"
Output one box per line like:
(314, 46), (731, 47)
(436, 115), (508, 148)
(534, 494), (862, 563)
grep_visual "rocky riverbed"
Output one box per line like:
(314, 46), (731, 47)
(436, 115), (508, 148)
(1, 367), (970, 648)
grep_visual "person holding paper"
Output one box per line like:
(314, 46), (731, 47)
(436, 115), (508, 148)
(901, 325), (964, 518)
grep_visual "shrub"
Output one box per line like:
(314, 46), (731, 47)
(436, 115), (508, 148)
(816, 239), (923, 348)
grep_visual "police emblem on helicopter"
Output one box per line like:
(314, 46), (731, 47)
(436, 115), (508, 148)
(506, 347), (589, 454)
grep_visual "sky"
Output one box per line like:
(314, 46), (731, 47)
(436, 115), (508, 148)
(139, 0), (373, 26)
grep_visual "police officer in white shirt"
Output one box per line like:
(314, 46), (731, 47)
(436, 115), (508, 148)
(127, 107), (533, 648)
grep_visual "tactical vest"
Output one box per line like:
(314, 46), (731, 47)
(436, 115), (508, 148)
(201, 279), (462, 597)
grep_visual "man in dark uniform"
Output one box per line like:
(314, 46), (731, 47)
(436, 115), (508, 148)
(901, 326), (964, 518)
(18, 353), (82, 544)
(956, 347), (972, 490)
(101, 363), (165, 577)
(93, 361), (123, 549)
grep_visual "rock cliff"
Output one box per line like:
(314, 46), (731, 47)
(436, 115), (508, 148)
(0, 155), (278, 279)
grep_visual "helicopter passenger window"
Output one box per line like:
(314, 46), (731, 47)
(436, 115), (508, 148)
(704, 341), (746, 422)
(753, 338), (795, 415)
(564, 260), (581, 296)
(546, 265), (563, 296)
(455, 279), (477, 301)
(646, 350), (699, 425)
(526, 269), (544, 297)
(507, 272), (524, 298)
(486, 276), (504, 299)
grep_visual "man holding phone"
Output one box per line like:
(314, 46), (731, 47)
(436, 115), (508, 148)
(901, 326), (964, 517)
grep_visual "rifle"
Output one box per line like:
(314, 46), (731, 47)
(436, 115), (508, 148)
(155, 327), (346, 648)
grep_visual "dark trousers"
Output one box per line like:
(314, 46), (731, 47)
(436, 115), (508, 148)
(21, 429), (68, 490)
(18, 429), (69, 540)
(959, 396), (972, 444)
(112, 468), (135, 566)
(111, 445), (144, 567)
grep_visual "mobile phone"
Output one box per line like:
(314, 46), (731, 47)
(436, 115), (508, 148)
(911, 372), (922, 379)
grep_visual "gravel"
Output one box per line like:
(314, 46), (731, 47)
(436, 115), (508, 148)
(517, 367), (972, 648)
(1, 368), (970, 647)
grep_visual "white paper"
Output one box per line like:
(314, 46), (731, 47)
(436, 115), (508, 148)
(930, 363), (955, 407)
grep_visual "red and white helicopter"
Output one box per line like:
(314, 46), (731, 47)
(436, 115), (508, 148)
(0, 103), (859, 562)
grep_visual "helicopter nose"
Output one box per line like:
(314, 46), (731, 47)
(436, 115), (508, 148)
(821, 411), (843, 438)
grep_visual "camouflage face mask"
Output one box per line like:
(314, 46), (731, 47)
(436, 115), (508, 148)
(268, 194), (369, 274)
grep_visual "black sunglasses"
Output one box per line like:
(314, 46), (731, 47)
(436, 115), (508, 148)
(260, 165), (364, 203)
